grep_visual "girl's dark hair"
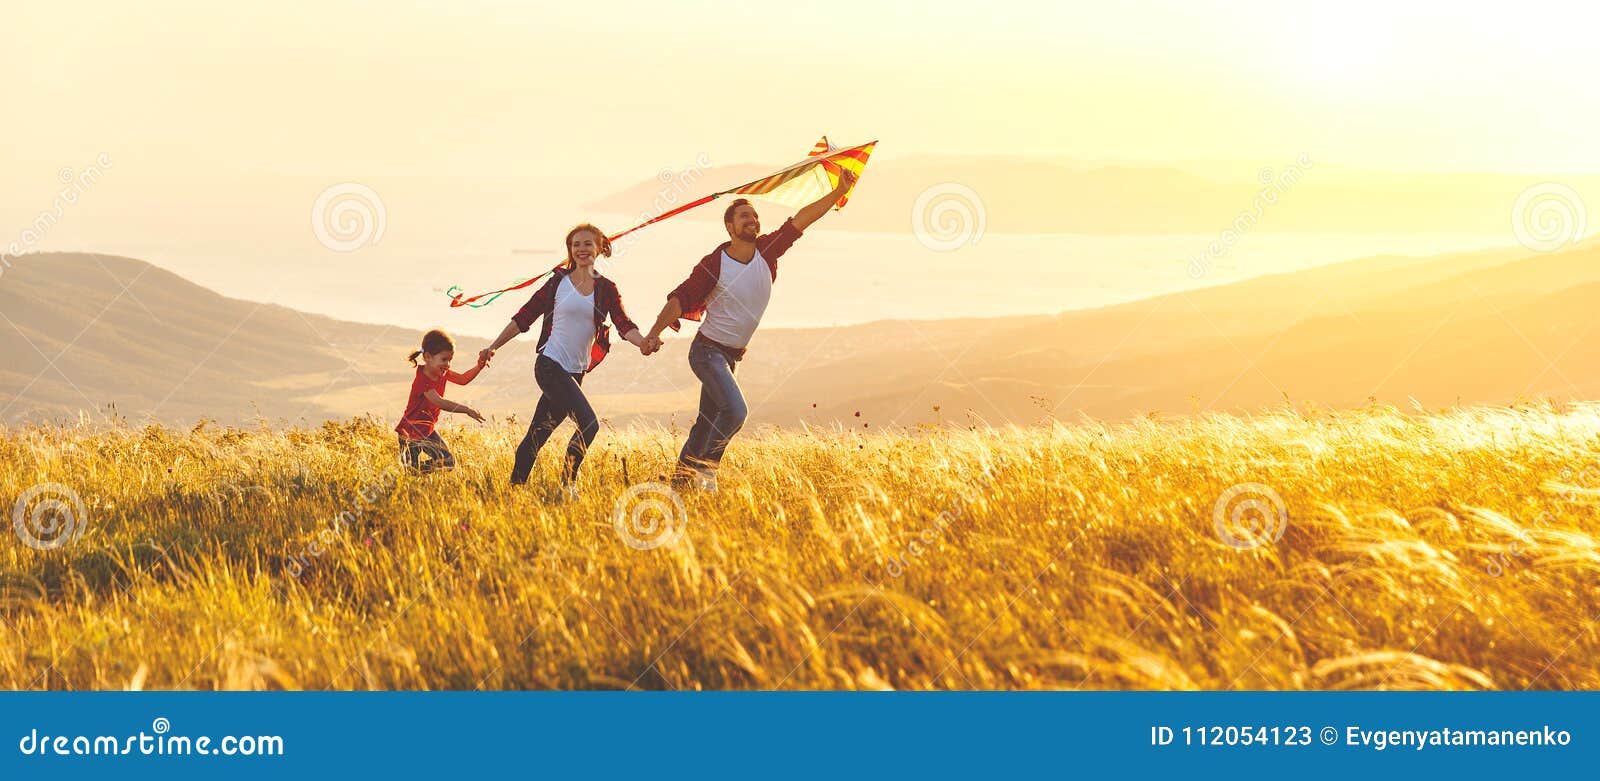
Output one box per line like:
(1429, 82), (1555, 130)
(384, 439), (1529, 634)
(563, 223), (612, 270)
(407, 329), (454, 366)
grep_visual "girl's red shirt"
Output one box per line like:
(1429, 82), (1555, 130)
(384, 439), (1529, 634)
(396, 367), (447, 440)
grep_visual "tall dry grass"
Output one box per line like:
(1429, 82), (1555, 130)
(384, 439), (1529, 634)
(1, 402), (1597, 690)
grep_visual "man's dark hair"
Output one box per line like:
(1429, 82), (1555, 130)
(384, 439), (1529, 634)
(723, 198), (754, 223)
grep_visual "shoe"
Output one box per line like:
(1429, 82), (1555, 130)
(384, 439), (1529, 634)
(697, 473), (719, 495)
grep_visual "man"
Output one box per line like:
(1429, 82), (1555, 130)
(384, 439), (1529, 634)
(644, 168), (858, 492)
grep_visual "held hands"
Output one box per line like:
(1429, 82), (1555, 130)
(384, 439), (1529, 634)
(477, 348), (495, 366)
(639, 335), (664, 356)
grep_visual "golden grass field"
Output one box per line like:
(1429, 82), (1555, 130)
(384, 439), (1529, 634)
(2, 402), (1598, 690)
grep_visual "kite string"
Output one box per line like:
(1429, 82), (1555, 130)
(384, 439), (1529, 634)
(447, 194), (720, 308)
(445, 140), (874, 309)
(608, 193), (719, 244)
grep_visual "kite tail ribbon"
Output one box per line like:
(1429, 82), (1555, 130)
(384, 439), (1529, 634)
(447, 265), (564, 308)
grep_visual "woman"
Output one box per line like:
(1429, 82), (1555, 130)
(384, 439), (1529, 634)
(479, 224), (657, 497)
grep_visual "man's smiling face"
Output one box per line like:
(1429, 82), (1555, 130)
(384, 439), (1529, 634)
(725, 203), (760, 242)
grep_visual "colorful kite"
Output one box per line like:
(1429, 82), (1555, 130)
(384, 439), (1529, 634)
(446, 137), (877, 309)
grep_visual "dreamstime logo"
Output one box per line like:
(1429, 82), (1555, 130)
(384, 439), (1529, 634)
(12, 482), (87, 551)
(1550, 463), (1600, 504)
(1212, 482), (1287, 550)
(911, 182), (986, 252)
(610, 482), (686, 551)
(3, 153), (115, 279)
(1511, 183), (1586, 253)
(606, 152), (714, 265)
(16, 716), (286, 757)
(881, 501), (967, 578)
(311, 182), (387, 253)
(1484, 515), (1546, 579)
(1188, 153), (1313, 279)
(285, 462), (401, 578)
(1490, 462), (1600, 576)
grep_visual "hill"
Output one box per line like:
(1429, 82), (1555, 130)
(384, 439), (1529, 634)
(4, 239), (1599, 429)
(762, 241), (1600, 425)
(0, 254), (404, 424)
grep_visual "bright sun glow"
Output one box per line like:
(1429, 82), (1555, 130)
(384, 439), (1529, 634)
(1273, 9), (1407, 88)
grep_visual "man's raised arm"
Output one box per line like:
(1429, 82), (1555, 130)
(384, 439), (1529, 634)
(791, 168), (857, 231)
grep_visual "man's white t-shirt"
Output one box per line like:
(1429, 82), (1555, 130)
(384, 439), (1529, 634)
(540, 275), (596, 373)
(696, 249), (772, 349)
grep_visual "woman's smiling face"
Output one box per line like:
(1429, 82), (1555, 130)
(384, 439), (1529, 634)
(569, 230), (602, 271)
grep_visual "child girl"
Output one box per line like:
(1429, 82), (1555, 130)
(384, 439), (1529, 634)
(396, 329), (487, 472)
(478, 223), (655, 498)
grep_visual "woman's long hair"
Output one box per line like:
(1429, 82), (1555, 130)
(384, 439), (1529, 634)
(563, 223), (613, 271)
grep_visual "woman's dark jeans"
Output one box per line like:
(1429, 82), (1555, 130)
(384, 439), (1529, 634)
(511, 355), (599, 486)
(678, 336), (748, 475)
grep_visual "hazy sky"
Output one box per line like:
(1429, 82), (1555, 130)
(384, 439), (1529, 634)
(6, 0), (1600, 187)
(5, 1), (1598, 332)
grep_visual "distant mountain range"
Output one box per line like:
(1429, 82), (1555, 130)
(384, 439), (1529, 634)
(3, 239), (1598, 429)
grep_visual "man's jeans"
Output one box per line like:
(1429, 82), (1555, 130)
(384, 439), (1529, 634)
(678, 336), (748, 475)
